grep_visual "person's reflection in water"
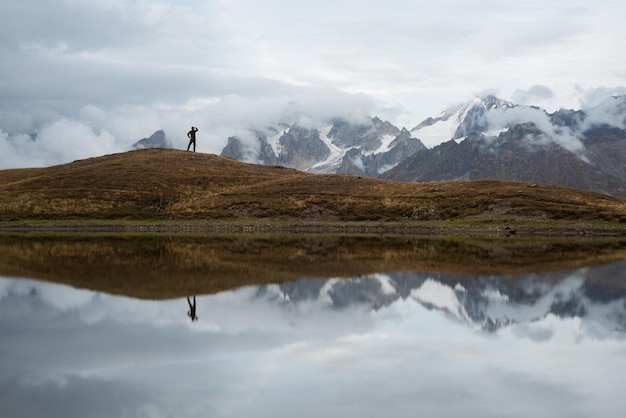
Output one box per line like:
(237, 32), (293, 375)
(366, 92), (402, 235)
(187, 296), (198, 322)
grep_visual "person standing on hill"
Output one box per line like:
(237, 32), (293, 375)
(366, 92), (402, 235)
(186, 126), (198, 152)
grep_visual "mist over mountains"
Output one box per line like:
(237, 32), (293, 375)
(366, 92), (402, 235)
(4, 91), (626, 199)
(215, 95), (626, 197)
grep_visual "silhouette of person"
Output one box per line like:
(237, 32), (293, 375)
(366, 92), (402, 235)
(186, 126), (198, 152)
(187, 296), (198, 322)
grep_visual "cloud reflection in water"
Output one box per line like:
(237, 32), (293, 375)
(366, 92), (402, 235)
(1, 261), (625, 418)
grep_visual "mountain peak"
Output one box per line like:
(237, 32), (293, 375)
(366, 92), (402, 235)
(475, 94), (515, 110)
(409, 95), (519, 148)
(132, 130), (169, 149)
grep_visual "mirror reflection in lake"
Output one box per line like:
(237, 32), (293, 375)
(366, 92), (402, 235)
(1, 244), (626, 418)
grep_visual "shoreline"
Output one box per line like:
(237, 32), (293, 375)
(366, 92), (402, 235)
(2, 220), (625, 237)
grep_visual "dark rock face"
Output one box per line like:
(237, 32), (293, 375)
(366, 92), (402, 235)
(222, 134), (278, 165)
(222, 126), (330, 170)
(133, 130), (170, 149)
(328, 116), (400, 149)
(337, 128), (426, 176)
(582, 126), (626, 187)
(277, 126), (331, 169)
(550, 109), (585, 130)
(221, 136), (244, 160)
(453, 105), (489, 139)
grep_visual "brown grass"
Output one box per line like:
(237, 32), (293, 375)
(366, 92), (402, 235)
(1, 148), (626, 229)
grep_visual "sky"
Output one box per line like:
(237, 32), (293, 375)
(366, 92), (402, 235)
(1, 0), (626, 168)
(2, 265), (626, 418)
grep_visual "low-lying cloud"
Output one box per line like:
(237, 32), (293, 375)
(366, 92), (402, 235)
(486, 105), (585, 153)
(0, 88), (381, 169)
(512, 85), (555, 105)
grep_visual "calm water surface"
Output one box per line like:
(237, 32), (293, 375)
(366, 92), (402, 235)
(1, 235), (626, 418)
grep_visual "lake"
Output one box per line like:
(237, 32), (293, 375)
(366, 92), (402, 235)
(1, 233), (626, 418)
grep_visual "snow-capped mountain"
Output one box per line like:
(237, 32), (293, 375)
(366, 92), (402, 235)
(220, 117), (426, 176)
(410, 95), (517, 148)
(255, 259), (626, 335)
(384, 95), (626, 197)
(135, 94), (626, 196)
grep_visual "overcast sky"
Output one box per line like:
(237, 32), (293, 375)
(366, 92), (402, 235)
(1, 0), (626, 167)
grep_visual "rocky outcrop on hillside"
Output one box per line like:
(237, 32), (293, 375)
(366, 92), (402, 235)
(132, 130), (170, 149)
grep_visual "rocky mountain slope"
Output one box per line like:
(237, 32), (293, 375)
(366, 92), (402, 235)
(383, 95), (626, 197)
(215, 95), (626, 197)
(220, 117), (426, 176)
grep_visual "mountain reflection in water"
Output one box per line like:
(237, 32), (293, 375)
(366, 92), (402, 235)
(1, 260), (626, 418)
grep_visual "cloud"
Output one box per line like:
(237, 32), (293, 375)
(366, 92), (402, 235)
(0, 86), (380, 168)
(0, 376), (166, 418)
(512, 85), (555, 105)
(582, 96), (626, 131)
(0, 0), (148, 52)
(485, 105), (585, 153)
(3, 259), (626, 418)
(575, 85), (626, 109)
(1, 0), (626, 168)
(0, 119), (119, 169)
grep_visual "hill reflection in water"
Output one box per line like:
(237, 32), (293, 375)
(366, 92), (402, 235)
(1, 233), (626, 418)
(2, 232), (626, 298)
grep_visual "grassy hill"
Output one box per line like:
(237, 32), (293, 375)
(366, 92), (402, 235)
(1, 148), (626, 232)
